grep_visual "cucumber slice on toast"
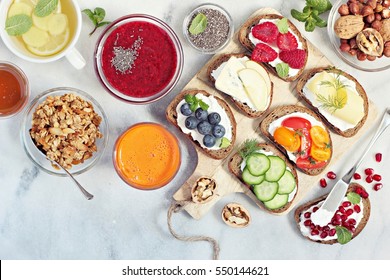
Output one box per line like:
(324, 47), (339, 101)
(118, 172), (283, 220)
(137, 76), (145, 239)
(246, 153), (270, 176)
(263, 194), (289, 210)
(253, 181), (278, 202)
(277, 170), (296, 194)
(242, 167), (264, 185)
(264, 156), (286, 182)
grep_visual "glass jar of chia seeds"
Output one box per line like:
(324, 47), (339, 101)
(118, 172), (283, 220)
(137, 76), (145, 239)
(183, 3), (234, 54)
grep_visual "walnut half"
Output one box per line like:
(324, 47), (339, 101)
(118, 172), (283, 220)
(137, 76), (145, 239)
(191, 177), (216, 204)
(221, 203), (251, 228)
(356, 28), (384, 56)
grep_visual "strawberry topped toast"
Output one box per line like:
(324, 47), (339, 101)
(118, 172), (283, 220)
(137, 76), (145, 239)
(239, 14), (308, 81)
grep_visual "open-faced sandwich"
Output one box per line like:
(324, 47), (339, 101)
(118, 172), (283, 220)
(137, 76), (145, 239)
(228, 140), (298, 213)
(295, 183), (370, 244)
(238, 14), (308, 82)
(166, 89), (236, 160)
(296, 67), (369, 137)
(206, 53), (273, 118)
(260, 105), (332, 176)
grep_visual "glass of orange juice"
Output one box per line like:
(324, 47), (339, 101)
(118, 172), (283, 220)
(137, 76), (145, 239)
(113, 123), (181, 190)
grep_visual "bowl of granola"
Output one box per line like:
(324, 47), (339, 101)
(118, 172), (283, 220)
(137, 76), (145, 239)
(20, 87), (109, 176)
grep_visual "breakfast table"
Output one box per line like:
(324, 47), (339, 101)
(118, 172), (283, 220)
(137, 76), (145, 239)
(1, 0), (390, 260)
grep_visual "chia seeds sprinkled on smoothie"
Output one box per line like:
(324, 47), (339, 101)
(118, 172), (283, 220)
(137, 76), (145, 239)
(187, 8), (231, 52)
(111, 36), (143, 74)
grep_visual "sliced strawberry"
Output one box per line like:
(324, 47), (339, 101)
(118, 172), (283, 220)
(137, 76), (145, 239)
(277, 32), (298, 51)
(279, 49), (307, 69)
(252, 22), (279, 43)
(251, 43), (278, 63)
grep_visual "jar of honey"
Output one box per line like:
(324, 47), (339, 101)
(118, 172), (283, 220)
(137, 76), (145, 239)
(0, 62), (29, 118)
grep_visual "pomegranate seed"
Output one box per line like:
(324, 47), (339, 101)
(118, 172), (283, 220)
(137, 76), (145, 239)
(366, 175), (373, 183)
(329, 229), (336, 236)
(355, 186), (363, 194)
(342, 201), (352, 207)
(304, 220), (312, 226)
(327, 171), (337, 180)
(354, 205), (361, 213)
(349, 226), (356, 233)
(353, 173), (361, 180)
(311, 229), (320, 236)
(320, 231), (328, 239)
(361, 191), (369, 199)
(373, 174), (382, 181)
(348, 218), (357, 226)
(304, 212), (311, 219)
(374, 183), (383, 191)
(323, 225), (330, 232)
(332, 219), (341, 226)
(346, 209), (354, 216)
(341, 214), (348, 221)
(310, 224), (316, 230)
(365, 168), (374, 175)
(342, 221), (349, 228)
(375, 153), (382, 162)
(334, 214), (342, 222)
(313, 207), (319, 212)
(320, 178), (327, 188)
(338, 206), (346, 214)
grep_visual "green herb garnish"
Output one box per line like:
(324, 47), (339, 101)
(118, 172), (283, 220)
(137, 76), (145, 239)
(5, 14), (33, 36)
(336, 226), (352, 244)
(189, 13), (207, 35)
(277, 18), (289, 34)
(291, 0), (332, 32)
(276, 62), (289, 78)
(34, 0), (58, 18)
(184, 94), (209, 112)
(82, 7), (111, 36)
(239, 139), (259, 160)
(219, 137), (231, 148)
(316, 73), (348, 113)
(347, 192), (361, 205)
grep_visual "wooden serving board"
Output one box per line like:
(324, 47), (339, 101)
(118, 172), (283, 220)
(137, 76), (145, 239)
(172, 8), (378, 219)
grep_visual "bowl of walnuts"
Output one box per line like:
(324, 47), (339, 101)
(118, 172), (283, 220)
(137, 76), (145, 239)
(328, 0), (390, 71)
(20, 87), (109, 176)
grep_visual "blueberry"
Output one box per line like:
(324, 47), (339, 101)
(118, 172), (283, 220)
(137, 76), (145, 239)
(212, 124), (226, 138)
(185, 116), (199, 130)
(180, 103), (192, 116)
(208, 112), (221, 125)
(203, 134), (216, 148)
(197, 121), (212, 135)
(195, 108), (208, 121)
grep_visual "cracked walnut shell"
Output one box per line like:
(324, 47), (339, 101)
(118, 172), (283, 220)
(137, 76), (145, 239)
(191, 177), (216, 204)
(356, 28), (384, 56)
(221, 203), (251, 228)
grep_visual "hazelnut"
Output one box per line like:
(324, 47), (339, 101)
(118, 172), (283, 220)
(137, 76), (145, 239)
(376, 13), (383, 21)
(357, 50), (367, 60)
(385, 41), (390, 47)
(349, 48), (358, 55)
(350, 37), (358, 48)
(383, 0), (390, 8)
(375, 4), (384, 13)
(383, 45), (390, 56)
(340, 42), (351, 52)
(372, 19), (383, 31)
(339, 4), (350, 15)
(361, 6), (374, 17)
(382, 9), (390, 19)
(365, 13), (376, 23)
(349, 2), (361, 14)
(367, 0), (377, 9)
(367, 54), (377, 61)
(380, 19), (390, 41)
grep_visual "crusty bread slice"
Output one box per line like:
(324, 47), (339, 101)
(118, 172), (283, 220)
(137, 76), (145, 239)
(166, 89), (236, 160)
(228, 142), (298, 214)
(238, 14), (308, 82)
(260, 105), (333, 176)
(206, 53), (273, 118)
(294, 183), (371, 245)
(296, 67), (369, 137)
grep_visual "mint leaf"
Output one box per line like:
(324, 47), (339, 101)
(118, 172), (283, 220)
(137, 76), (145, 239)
(189, 13), (207, 35)
(184, 94), (194, 104)
(5, 14), (33, 36)
(94, 7), (106, 22)
(219, 137), (231, 148)
(199, 100), (209, 111)
(347, 192), (361, 205)
(276, 63), (289, 78)
(82, 9), (97, 25)
(189, 103), (197, 112)
(35, 0), (58, 17)
(336, 226), (352, 244)
(277, 18), (289, 33)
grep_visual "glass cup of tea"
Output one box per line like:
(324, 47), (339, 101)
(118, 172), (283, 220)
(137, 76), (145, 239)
(0, 0), (85, 69)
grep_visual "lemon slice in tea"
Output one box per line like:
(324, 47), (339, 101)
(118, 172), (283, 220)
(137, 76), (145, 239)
(48, 13), (68, 35)
(22, 26), (50, 47)
(32, 13), (53, 31)
(27, 28), (70, 56)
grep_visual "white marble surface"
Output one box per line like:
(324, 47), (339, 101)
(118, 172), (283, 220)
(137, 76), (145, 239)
(1, 0), (390, 260)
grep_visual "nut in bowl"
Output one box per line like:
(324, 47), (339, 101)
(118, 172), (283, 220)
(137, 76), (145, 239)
(328, 0), (390, 71)
(20, 87), (109, 176)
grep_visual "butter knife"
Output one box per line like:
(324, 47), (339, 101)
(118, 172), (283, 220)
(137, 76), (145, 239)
(311, 108), (390, 227)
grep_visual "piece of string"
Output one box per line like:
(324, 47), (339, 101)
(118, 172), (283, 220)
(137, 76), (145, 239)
(167, 201), (220, 260)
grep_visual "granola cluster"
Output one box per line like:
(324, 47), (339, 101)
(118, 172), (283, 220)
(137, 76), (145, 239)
(30, 93), (103, 169)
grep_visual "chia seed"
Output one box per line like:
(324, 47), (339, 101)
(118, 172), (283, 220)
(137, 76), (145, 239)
(111, 36), (143, 74)
(187, 8), (230, 52)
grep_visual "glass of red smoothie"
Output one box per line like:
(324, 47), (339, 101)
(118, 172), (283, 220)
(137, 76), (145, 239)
(94, 14), (184, 104)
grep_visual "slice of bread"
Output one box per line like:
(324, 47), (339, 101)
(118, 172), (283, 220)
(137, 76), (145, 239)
(166, 89), (237, 160)
(296, 67), (369, 137)
(260, 105), (333, 176)
(206, 53), (273, 118)
(294, 183), (371, 245)
(228, 142), (298, 214)
(238, 14), (308, 82)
